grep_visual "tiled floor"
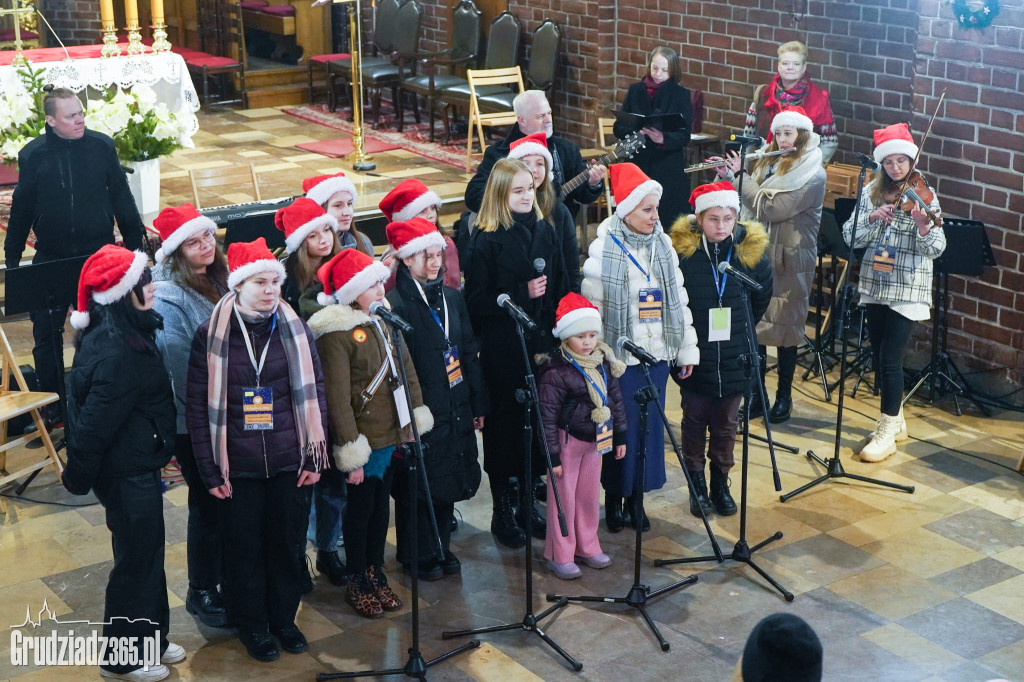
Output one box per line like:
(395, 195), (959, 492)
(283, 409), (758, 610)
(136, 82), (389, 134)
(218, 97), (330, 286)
(1, 106), (1023, 681)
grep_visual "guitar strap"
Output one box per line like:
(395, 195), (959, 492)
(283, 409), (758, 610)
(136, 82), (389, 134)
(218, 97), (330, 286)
(551, 144), (565, 187)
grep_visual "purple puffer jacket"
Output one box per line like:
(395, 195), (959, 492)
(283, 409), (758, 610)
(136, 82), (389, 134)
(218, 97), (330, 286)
(186, 312), (329, 489)
(537, 350), (628, 467)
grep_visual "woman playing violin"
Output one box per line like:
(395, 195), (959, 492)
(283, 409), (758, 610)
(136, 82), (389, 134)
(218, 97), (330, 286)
(842, 123), (945, 464)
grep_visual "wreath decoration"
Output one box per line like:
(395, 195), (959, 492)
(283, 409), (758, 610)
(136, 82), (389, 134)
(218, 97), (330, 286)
(948, 0), (1000, 29)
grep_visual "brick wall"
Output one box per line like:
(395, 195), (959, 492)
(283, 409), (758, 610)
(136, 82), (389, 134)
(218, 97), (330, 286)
(41, 0), (102, 46)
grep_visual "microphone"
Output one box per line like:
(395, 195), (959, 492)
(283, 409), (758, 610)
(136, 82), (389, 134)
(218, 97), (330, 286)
(369, 301), (413, 334)
(717, 260), (763, 292)
(729, 134), (763, 146)
(533, 258), (546, 275)
(855, 152), (880, 172)
(496, 293), (538, 332)
(616, 336), (658, 365)
(35, 10), (72, 62)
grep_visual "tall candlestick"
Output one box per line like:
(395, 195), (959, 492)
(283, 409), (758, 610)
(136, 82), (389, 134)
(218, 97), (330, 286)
(124, 0), (139, 27)
(150, 0), (164, 25)
(100, 0), (114, 29)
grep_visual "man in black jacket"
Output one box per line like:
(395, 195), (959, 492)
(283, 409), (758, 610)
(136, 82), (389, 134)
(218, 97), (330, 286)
(5, 88), (144, 398)
(464, 90), (606, 218)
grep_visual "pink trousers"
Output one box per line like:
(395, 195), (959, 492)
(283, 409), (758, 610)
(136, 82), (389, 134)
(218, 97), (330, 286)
(544, 431), (604, 564)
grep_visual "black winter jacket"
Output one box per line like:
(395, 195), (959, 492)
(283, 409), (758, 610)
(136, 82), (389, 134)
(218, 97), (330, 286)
(386, 267), (486, 503)
(6, 126), (144, 268)
(671, 219), (773, 398)
(63, 312), (176, 495)
(537, 350), (628, 467)
(464, 122), (604, 218)
(186, 311), (329, 489)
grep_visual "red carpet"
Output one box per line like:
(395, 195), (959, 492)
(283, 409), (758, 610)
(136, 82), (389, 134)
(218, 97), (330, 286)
(296, 137), (400, 158)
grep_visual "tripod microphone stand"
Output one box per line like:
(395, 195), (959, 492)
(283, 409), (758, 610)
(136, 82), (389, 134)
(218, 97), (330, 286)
(319, 318), (478, 681)
(780, 158), (915, 503)
(547, 355), (711, 652)
(654, 275), (793, 601)
(442, 317), (581, 672)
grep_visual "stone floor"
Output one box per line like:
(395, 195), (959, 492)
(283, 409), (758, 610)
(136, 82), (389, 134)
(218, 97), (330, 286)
(1, 106), (1023, 681)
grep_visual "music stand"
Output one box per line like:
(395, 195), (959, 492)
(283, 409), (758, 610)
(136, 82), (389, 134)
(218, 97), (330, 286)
(903, 218), (995, 417)
(4, 256), (88, 492)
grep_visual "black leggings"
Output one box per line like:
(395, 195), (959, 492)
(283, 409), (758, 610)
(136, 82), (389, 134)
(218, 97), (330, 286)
(758, 345), (799, 393)
(864, 304), (916, 416)
(343, 461), (396, 574)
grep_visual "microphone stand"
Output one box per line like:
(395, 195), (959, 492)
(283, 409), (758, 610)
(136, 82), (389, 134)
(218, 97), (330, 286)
(655, 279), (793, 601)
(442, 319), (581, 672)
(779, 158), (915, 502)
(318, 323), (478, 680)
(547, 355), (704, 652)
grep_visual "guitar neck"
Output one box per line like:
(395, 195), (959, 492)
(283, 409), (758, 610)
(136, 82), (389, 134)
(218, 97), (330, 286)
(561, 151), (617, 198)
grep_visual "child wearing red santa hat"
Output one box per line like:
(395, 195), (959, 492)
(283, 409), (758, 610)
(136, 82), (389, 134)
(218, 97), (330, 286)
(378, 178), (462, 290)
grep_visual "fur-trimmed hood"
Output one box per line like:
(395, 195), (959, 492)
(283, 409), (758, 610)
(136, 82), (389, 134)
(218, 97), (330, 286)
(307, 299), (391, 339)
(669, 217), (769, 269)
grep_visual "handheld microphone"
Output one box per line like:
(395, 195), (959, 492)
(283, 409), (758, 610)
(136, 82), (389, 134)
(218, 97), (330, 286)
(717, 260), (763, 292)
(369, 301), (413, 334)
(855, 152), (880, 172)
(533, 258), (546, 275)
(496, 294), (538, 332)
(729, 134), (763, 146)
(616, 336), (658, 365)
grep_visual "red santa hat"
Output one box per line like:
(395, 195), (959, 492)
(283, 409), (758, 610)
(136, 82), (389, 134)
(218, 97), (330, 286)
(770, 105), (814, 133)
(316, 248), (390, 306)
(386, 217), (447, 260)
(275, 197), (339, 254)
(152, 203), (217, 263)
(689, 181), (740, 215)
(378, 178), (442, 223)
(611, 163), (663, 218)
(507, 132), (554, 182)
(552, 292), (603, 340)
(303, 172), (359, 208)
(226, 237), (287, 290)
(873, 123), (919, 164)
(70, 244), (149, 330)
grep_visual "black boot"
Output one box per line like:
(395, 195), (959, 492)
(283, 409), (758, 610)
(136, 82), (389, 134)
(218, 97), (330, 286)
(624, 494), (651, 532)
(768, 388), (792, 423)
(605, 494), (625, 533)
(738, 393), (768, 423)
(239, 628), (280, 662)
(316, 550), (349, 586)
(533, 476), (547, 503)
(515, 477), (546, 540)
(186, 587), (230, 628)
(687, 469), (713, 518)
(709, 466), (737, 516)
(490, 482), (527, 549)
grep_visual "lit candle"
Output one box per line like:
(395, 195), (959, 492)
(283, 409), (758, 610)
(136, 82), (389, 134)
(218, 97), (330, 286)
(100, 0), (115, 29)
(125, 0), (139, 27)
(151, 0), (164, 25)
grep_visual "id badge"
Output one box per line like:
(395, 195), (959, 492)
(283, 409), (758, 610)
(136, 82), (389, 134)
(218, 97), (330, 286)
(708, 307), (731, 342)
(638, 288), (663, 323)
(596, 420), (613, 456)
(444, 346), (464, 388)
(393, 386), (411, 428)
(242, 386), (273, 431)
(872, 245), (896, 275)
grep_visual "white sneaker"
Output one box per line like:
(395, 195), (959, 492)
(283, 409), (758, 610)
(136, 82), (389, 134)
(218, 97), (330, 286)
(894, 407), (909, 442)
(860, 413), (902, 462)
(161, 642), (186, 664)
(99, 664), (170, 681)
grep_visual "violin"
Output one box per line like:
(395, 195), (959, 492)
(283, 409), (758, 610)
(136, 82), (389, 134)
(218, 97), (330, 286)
(884, 170), (943, 227)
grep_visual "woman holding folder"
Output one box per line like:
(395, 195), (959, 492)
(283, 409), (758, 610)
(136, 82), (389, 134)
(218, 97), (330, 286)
(613, 46), (692, 230)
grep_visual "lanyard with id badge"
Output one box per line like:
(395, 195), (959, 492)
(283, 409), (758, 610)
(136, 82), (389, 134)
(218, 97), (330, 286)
(703, 236), (733, 343)
(609, 232), (662, 324)
(417, 282), (463, 389)
(872, 223), (897, 276)
(562, 350), (614, 456)
(235, 306), (277, 431)
(370, 318), (412, 428)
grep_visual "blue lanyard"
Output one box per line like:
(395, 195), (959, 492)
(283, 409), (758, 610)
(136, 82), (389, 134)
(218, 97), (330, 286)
(417, 282), (451, 347)
(704, 237), (733, 305)
(562, 350), (608, 406)
(608, 232), (650, 282)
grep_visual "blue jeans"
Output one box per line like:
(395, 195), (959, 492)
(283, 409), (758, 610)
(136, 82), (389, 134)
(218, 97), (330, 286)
(308, 467), (346, 552)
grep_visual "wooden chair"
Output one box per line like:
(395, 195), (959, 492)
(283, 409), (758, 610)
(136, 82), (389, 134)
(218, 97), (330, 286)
(595, 117), (616, 220)
(327, 0), (401, 113)
(186, 0), (248, 107)
(464, 65), (524, 171)
(189, 163), (261, 209)
(0, 323), (63, 515)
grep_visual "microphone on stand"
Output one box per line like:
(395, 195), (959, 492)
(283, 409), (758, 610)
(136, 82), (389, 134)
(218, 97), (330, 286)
(35, 10), (72, 61)
(616, 336), (658, 365)
(497, 293), (538, 333)
(369, 301), (414, 334)
(717, 261), (763, 292)
(855, 152), (880, 172)
(729, 134), (763, 146)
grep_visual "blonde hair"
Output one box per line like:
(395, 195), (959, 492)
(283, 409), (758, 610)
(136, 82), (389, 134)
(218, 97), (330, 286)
(477, 158), (542, 233)
(752, 129), (812, 178)
(534, 156), (557, 217)
(777, 40), (807, 61)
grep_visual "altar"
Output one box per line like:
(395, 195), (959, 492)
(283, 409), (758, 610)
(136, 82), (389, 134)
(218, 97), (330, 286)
(0, 45), (200, 143)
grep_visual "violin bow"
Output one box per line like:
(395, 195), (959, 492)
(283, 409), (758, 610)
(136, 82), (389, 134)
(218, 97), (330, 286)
(892, 88), (947, 208)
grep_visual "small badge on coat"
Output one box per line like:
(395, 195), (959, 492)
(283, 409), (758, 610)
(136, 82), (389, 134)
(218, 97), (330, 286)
(353, 329), (367, 343)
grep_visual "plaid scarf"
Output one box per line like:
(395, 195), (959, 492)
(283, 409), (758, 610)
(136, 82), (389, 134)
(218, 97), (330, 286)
(205, 292), (327, 482)
(560, 341), (624, 423)
(600, 216), (685, 355)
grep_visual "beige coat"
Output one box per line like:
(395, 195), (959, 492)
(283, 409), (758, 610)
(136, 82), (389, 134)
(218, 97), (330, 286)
(735, 161), (826, 348)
